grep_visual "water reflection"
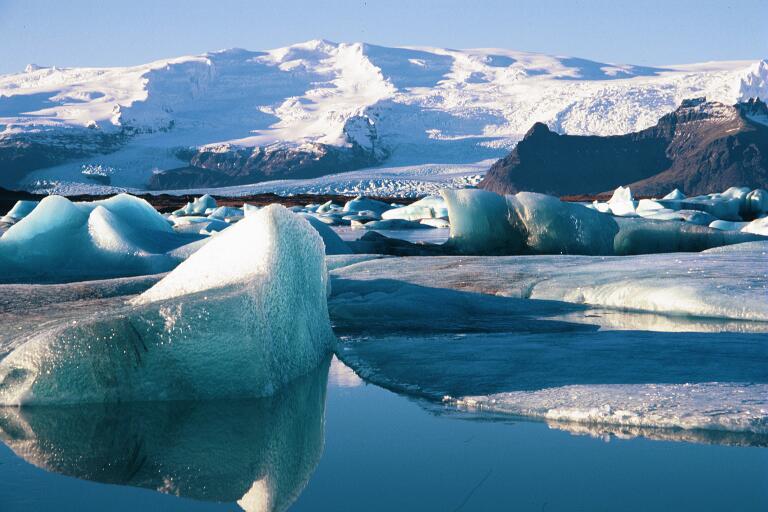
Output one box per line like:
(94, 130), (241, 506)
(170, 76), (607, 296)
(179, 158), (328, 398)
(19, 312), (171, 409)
(544, 419), (768, 447)
(0, 357), (330, 511)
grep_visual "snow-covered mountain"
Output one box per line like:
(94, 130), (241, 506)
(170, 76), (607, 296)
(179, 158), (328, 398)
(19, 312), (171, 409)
(1, 40), (766, 193)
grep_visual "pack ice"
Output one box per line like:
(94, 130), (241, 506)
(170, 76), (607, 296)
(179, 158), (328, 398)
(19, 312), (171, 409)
(0, 204), (335, 404)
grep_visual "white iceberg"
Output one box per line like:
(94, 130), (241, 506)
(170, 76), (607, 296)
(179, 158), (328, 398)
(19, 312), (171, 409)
(381, 196), (447, 221)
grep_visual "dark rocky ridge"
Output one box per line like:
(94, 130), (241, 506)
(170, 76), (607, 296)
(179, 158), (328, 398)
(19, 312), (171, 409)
(0, 129), (128, 187)
(480, 98), (768, 196)
(147, 141), (382, 190)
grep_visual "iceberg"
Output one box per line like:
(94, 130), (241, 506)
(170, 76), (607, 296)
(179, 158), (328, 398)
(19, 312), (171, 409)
(606, 185), (637, 217)
(381, 196), (447, 221)
(0, 204), (335, 404)
(613, 217), (763, 255)
(662, 188), (686, 200)
(441, 189), (527, 255)
(342, 195), (391, 216)
(442, 189), (764, 256)
(508, 192), (619, 255)
(742, 216), (768, 236)
(357, 219), (432, 230)
(744, 189), (768, 217)
(180, 194), (217, 216)
(1, 200), (38, 223)
(297, 213), (353, 255)
(442, 189), (617, 255)
(208, 205), (244, 221)
(0, 194), (199, 283)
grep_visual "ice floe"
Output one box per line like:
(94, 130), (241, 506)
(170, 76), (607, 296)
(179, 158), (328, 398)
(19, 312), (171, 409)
(448, 382), (768, 434)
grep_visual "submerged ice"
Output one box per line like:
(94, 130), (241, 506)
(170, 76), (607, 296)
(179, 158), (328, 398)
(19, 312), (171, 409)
(0, 205), (335, 404)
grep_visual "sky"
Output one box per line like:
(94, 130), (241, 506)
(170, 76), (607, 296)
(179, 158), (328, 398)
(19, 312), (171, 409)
(0, 0), (765, 74)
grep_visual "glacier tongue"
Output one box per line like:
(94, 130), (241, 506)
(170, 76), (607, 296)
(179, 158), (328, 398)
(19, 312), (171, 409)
(0, 204), (335, 405)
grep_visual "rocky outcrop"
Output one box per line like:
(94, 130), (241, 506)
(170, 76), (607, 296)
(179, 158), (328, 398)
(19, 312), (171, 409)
(0, 129), (127, 187)
(480, 98), (768, 196)
(146, 141), (384, 190)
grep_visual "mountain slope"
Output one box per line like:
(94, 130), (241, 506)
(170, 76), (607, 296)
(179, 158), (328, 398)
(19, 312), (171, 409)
(1, 40), (766, 192)
(479, 98), (768, 196)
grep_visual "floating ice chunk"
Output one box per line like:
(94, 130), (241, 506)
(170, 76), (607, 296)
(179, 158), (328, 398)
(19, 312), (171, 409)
(90, 193), (175, 234)
(343, 196), (391, 215)
(441, 189), (527, 254)
(0, 195), (195, 282)
(607, 185), (636, 216)
(359, 219), (432, 230)
(742, 216), (768, 236)
(420, 218), (450, 228)
(642, 209), (717, 225)
(444, 189), (764, 256)
(635, 199), (666, 214)
(297, 213), (353, 255)
(382, 195), (447, 221)
(208, 206), (244, 220)
(667, 190), (743, 221)
(613, 217), (763, 255)
(1, 200), (38, 223)
(450, 382), (768, 434)
(509, 192), (619, 255)
(181, 194), (217, 215)
(709, 220), (749, 231)
(243, 203), (260, 216)
(744, 189), (768, 217)
(662, 188), (686, 200)
(316, 200), (341, 214)
(0, 205), (335, 404)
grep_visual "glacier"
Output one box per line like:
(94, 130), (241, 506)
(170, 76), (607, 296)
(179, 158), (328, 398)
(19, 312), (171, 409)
(0, 204), (335, 404)
(1, 40), (766, 193)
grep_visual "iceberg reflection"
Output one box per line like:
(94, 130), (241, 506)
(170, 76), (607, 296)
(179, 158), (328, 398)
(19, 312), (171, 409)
(0, 357), (330, 511)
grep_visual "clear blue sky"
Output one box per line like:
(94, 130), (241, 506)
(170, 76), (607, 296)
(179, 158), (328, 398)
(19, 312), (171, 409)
(0, 0), (765, 74)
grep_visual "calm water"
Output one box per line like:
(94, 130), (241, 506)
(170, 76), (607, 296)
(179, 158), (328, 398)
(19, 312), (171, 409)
(0, 357), (766, 511)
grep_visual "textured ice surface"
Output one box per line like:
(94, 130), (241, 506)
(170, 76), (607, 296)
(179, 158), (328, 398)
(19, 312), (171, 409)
(0, 205), (335, 404)
(0, 194), (199, 283)
(449, 382), (768, 434)
(330, 251), (768, 322)
(332, 251), (768, 437)
(0, 359), (328, 509)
